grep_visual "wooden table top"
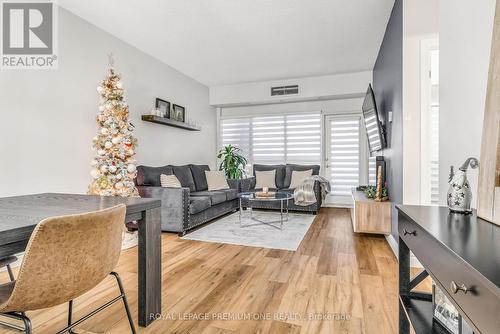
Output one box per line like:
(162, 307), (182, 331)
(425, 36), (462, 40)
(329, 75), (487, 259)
(0, 193), (160, 234)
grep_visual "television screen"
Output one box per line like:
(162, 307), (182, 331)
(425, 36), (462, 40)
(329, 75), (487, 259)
(362, 84), (385, 153)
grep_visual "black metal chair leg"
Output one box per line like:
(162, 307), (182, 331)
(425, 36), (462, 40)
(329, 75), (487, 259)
(6, 260), (26, 326)
(0, 264), (24, 331)
(21, 315), (32, 334)
(110, 272), (136, 334)
(67, 300), (76, 334)
(6, 264), (15, 282)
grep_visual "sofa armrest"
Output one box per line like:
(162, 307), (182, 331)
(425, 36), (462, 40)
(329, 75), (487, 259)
(239, 177), (256, 192)
(313, 180), (323, 207)
(137, 186), (190, 232)
(138, 185), (190, 207)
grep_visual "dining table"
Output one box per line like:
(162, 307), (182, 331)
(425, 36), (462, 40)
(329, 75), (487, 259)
(0, 193), (162, 327)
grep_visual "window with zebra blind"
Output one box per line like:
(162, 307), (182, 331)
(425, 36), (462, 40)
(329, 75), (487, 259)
(220, 113), (322, 167)
(326, 115), (362, 196)
(219, 117), (252, 163)
(420, 42), (439, 205)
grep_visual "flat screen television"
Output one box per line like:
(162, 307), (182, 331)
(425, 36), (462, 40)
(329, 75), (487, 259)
(362, 84), (386, 153)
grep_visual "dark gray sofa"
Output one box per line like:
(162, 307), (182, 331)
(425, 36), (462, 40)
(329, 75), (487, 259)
(135, 164), (239, 235)
(240, 164), (322, 214)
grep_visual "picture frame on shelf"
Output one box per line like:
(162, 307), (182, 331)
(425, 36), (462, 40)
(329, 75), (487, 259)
(155, 98), (170, 118)
(171, 104), (185, 122)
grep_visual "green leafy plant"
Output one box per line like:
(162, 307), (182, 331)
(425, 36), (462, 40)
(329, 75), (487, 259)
(217, 145), (247, 179)
(364, 185), (389, 200)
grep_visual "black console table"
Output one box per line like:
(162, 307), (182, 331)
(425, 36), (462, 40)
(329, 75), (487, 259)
(397, 205), (500, 334)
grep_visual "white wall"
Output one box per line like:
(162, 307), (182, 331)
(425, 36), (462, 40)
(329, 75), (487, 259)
(0, 7), (215, 198)
(402, 0), (438, 205)
(210, 71), (372, 106)
(439, 0), (496, 206)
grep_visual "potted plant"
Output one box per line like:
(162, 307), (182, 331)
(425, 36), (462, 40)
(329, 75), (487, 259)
(217, 145), (247, 179)
(363, 184), (389, 201)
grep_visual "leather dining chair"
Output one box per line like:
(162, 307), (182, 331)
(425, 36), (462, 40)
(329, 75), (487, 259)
(0, 204), (136, 334)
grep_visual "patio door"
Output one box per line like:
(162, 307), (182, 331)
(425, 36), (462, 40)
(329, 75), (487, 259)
(325, 115), (365, 205)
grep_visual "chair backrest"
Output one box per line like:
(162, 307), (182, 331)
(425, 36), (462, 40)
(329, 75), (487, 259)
(0, 204), (126, 312)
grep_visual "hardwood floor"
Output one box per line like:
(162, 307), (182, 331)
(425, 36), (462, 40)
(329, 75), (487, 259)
(0, 208), (406, 334)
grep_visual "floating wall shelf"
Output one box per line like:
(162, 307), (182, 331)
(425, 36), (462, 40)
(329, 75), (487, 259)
(141, 115), (201, 131)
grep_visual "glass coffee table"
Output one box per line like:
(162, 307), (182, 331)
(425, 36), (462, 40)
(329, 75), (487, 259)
(238, 192), (293, 229)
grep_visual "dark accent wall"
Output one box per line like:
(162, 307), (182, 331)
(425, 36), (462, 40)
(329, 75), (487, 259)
(373, 0), (403, 241)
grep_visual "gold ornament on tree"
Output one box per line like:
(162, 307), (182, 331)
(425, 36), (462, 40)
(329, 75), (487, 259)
(88, 55), (139, 197)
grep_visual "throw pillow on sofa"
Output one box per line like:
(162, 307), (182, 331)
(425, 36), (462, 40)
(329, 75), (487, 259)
(255, 170), (276, 189)
(205, 171), (230, 191)
(190, 164), (210, 191)
(172, 165), (197, 192)
(289, 169), (313, 188)
(253, 164), (286, 188)
(160, 174), (181, 188)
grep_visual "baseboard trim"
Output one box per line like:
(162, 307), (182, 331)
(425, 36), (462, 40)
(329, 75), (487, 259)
(385, 234), (422, 268)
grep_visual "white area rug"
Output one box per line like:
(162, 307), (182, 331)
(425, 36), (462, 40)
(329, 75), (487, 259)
(182, 211), (316, 251)
(122, 230), (138, 250)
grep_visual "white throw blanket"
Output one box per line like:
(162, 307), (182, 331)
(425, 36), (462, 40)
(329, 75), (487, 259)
(293, 175), (331, 206)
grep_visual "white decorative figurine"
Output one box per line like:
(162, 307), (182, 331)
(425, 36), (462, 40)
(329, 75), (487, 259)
(447, 158), (479, 213)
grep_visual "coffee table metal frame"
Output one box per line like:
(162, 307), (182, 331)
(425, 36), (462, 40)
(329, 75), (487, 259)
(238, 192), (292, 230)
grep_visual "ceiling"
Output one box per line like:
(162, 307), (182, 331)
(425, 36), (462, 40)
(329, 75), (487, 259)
(59, 0), (394, 87)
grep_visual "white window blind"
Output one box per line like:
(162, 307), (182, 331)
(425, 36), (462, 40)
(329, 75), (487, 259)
(430, 50), (440, 204)
(430, 105), (439, 204)
(220, 113), (321, 166)
(252, 116), (285, 164)
(285, 114), (322, 164)
(328, 117), (360, 196)
(220, 118), (251, 160)
(420, 45), (439, 205)
(368, 156), (376, 185)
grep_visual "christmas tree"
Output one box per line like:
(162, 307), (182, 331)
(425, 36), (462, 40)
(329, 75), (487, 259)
(88, 61), (139, 197)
